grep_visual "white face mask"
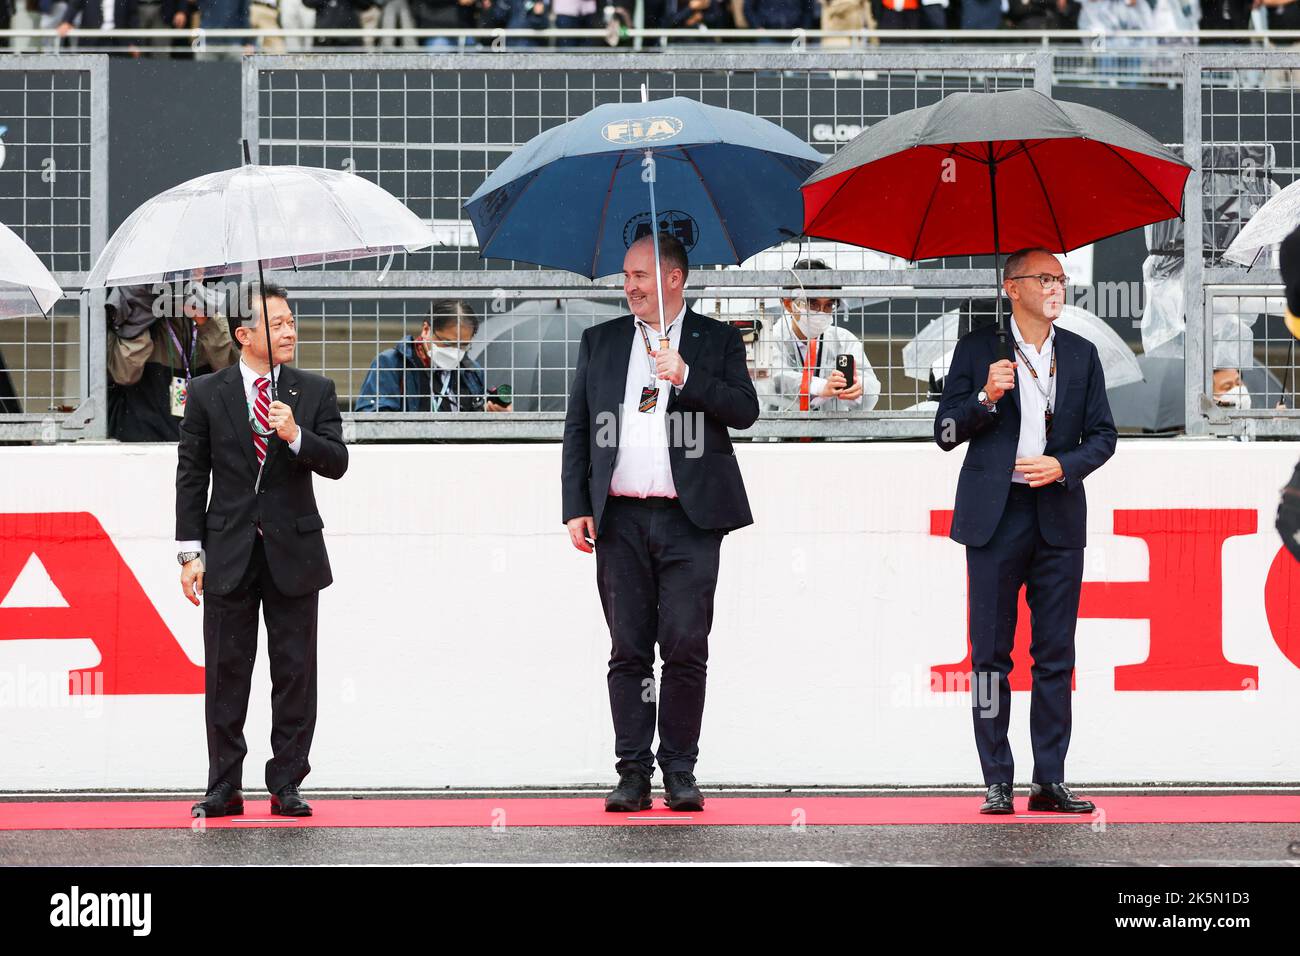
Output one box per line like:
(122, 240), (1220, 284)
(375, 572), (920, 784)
(426, 339), (466, 371)
(793, 302), (833, 338)
(1216, 384), (1251, 409)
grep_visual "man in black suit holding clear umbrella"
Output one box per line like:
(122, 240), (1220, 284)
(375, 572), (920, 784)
(177, 281), (348, 819)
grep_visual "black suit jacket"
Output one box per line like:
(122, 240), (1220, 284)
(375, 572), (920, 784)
(176, 363), (348, 598)
(934, 319), (1117, 549)
(562, 307), (760, 534)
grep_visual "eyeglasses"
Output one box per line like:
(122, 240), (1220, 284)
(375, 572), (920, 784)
(794, 297), (840, 313)
(1006, 273), (1069, 290)
(429, 332), (472, 348)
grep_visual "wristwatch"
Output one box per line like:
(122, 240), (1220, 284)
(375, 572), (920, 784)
(977, 389), (998, 411)
(177, 551), (202, 566)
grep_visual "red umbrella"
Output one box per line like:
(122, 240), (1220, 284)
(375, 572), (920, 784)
(801, 89), (1190, 261)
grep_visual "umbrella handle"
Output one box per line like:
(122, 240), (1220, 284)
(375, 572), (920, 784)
(644, 147), (668, 337)
(257, 256), (276, 403)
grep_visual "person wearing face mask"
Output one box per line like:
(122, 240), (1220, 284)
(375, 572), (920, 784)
(1213, 368), (1252, 410)
(760, 258), (881, 414)
(1213, 366), (1260, 442)
(354, 299), (510, 413)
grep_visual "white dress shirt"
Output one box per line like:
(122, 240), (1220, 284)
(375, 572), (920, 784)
(608, 302), (690, 500)
(1009, 318), (1056, 486)
(177, 359), (301, 553)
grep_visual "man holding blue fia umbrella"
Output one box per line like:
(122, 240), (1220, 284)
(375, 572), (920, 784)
(562, 231), (759, 813)
(466, 92), (816, 811)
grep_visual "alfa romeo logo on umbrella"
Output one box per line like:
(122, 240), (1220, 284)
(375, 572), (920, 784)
(624, 210), (698, 252)
(601, 116), (684, 146)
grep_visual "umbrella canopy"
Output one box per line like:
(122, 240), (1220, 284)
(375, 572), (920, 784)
(1107, 354), (1288, 431)
(83, 154), (435, 404)
(801, 88), (1191, 261)
(469, 298), (623, 411)
(0, 221), (62, 319)
(1106, 355), (1186, 431)
(904, 303), (1143, 389)
(464, 96), (824, 279)
(1223, 176), (1300, 268)
(84, 163), (435, 288)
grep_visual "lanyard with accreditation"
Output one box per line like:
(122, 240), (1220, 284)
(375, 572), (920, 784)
(1011, 333), (1056, 437)
(635, 319), (674, 414)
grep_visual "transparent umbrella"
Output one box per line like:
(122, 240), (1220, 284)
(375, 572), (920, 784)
(83, 143), (435, 397)
(1224, 177), (1300, 268)
(904, 304), (1143, 389)
(0, 220), (62, 319)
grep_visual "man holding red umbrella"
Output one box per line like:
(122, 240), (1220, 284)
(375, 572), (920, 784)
(935, 247), (1116, 815)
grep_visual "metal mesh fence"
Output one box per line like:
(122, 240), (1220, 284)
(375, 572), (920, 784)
(1184, 53), (1300, 437)
(247, 53), (1046, 276)
(244, 52), (1048, 438)
(0, 57), (106, 438)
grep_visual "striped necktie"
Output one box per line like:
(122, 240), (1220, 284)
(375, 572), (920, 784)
(253, 375), (271, 466)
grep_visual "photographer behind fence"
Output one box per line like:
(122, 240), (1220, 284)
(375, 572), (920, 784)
(758, 258), (880, 414)
(107, 279), (238, 442)
(354, 299), (512, 413)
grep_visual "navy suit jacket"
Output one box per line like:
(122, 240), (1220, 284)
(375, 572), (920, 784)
(933, 318), (1117, 549)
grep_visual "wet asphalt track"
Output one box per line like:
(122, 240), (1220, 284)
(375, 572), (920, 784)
(2, 789), (1298, 866)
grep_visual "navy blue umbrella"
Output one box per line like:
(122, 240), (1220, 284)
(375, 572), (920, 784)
(464, 95), (824, 290)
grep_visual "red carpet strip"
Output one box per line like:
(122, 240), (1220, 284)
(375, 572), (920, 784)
(0, 795), (1297, 830)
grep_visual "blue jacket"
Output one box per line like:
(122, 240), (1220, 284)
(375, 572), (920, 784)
(484, 0), (550, 29)
(934, 318), (1116, 549)
(355, 335), (487, 413)
(743, 0), (817, 30)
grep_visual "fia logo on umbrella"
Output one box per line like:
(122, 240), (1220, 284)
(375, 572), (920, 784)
(602, 116), (683, 146)
(624, 210), (698, 252)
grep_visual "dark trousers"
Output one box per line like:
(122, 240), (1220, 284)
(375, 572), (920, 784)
(202, 536), (319, 793)
(595, 496), (723, 777)
(965, 483), (1084, 785)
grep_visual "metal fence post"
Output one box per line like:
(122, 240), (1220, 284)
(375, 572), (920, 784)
(1182, 51), (1207, 437)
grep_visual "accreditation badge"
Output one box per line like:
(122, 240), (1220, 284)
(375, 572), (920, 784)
(638, 385), (659, 414)
(170, 377), (188, 418)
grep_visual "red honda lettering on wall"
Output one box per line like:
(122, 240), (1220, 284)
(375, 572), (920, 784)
(0, 512), (203, 694)
(930, 508), (1292, 691)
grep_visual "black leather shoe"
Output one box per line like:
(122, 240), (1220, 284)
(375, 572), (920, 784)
(1027, 782), (1094, 813)
(663, 771), (705, 812)
(270, 784), (313, 817)
(605, 769), (652, 812)
(191, 781), (244, 818)
(979, 782), (1014, 814)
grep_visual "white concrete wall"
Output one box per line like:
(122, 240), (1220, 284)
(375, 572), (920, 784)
(1, 440), (1297, 789)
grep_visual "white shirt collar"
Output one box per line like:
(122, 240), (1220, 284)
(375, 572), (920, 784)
(238, 357), (281, 391)
(636, 302), (687, 337)
(1010, 314), (1054, 353)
